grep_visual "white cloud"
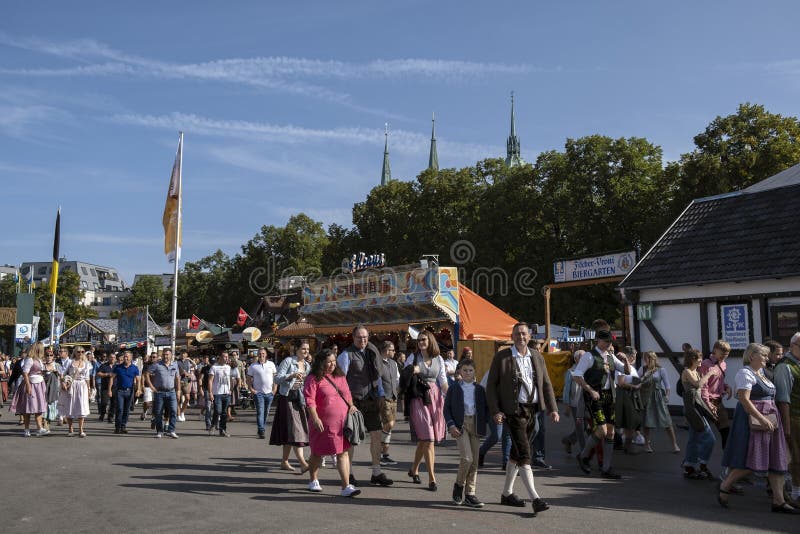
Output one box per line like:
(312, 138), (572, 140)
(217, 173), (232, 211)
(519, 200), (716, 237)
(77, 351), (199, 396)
(109, 111), (500, 161)
(0, 32), (531, 118)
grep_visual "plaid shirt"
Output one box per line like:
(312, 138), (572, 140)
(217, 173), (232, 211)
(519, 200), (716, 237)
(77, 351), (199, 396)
(699, 356), (728, 404)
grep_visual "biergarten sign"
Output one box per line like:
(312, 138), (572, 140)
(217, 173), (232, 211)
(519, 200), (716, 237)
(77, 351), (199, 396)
(553, 251), (636, 283)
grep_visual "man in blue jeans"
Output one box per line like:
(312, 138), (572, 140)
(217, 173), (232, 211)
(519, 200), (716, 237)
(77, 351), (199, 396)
(208, 351), (232, 437)
(108, 351), (140, 434)
(246, 348), (277, 438)
(146, 348), (181, 439)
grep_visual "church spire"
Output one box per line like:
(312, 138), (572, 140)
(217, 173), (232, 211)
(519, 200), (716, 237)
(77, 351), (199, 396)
(428, 112), (439, 172)
(381, 123), (392, 185)
(505, 91), (524, 167)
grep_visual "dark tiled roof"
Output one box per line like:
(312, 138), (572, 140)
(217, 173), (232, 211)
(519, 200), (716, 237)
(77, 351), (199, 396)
(619, 182), (800, 289)
(744, 162), (800, 193)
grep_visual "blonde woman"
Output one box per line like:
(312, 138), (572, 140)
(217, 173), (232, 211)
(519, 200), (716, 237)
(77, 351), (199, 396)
(639, 352), (680, 453)
(9, 342), (48, 437)
(64, 347), (92, 437)
(718, 343), (797, 513)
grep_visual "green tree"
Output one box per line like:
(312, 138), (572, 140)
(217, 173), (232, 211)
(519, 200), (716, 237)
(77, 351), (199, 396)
(122, 275), (171, 323)
(671, 103), (800, 210)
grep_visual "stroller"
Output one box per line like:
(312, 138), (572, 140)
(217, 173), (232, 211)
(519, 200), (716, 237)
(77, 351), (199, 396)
(238, 386), (254, 410)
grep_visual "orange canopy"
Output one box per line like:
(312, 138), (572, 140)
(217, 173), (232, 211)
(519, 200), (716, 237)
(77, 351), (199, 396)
(458, 285), (519, 340)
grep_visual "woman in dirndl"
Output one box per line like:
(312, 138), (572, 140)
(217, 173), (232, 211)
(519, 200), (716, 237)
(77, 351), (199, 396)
(63, 348), (92, 437)
(9, 342), (48, 437)
(718, 343), (797, 513)
(404, 330), (448, 491)
(639, 351), (680, 453)
(41, 349), (63, 431)
(269, 340), (310, 472)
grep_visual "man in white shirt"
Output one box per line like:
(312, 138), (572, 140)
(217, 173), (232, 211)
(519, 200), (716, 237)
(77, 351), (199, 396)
(246, 348), (277, 439)
(486, 323), (559, 517)
(208, 351), (232, 437)
(571, 326), (630, 479)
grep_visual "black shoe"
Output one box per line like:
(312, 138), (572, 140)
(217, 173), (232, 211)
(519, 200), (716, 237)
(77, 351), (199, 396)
(428, 481), (438, 492)
(464, 494), (484, 508)
(478, 454), (485, 468)
(452, 483), (464, 505)
(121, 427), (128, 434)
(380, 454), (398, 466)
(532, 459), (552, 470)
(500, 493), (526, 507)
(98, 415), (104, 421)
(257, 431), (265, 439)
(577, 454), (591, 474)
(349, 474), (358, 487)
(501, 462), (507, 471)
(772, 503), (800, 514)
(407, 470), (421, 484)
(601, 469), (622, 480)
(532, 498), (550, 513)
(150, 421), (156, 430)
(114, 427), (121, 434)
(370, 473), (393, 487)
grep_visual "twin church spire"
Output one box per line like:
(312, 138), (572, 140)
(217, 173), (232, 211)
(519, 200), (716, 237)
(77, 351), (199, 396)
(380, 93), (523, 185)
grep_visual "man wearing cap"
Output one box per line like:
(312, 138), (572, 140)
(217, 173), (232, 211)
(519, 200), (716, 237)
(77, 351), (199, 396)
(572, 322), (631, 479)
(486, 322), (559, 517)
(337, 325), (393, 487)
(145, 348), (181, 438)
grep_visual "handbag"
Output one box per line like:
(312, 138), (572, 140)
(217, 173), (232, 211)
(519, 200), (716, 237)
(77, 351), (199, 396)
(749, 412), (778, 432)
(325, 376), (366, 445)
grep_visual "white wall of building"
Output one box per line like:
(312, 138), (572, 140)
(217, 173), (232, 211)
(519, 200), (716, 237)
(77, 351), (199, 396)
(631, 276), (799, 406)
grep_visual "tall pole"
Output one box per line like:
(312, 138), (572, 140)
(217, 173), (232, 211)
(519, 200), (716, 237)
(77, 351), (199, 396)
(50, 291), (56, 346)
(170, 132), (183, 355)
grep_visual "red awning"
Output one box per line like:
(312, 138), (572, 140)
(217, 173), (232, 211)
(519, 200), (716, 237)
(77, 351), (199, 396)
(458, 285), (518, 341)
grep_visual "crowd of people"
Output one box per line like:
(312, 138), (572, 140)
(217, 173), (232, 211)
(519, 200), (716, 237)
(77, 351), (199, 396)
(4, 325), (800, 517)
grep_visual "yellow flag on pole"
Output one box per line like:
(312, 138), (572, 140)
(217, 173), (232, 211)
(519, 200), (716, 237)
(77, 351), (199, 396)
(163, 135), (182, 263)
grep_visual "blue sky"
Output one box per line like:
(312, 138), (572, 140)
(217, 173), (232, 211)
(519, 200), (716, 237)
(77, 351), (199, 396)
(2, 1), (799, 285)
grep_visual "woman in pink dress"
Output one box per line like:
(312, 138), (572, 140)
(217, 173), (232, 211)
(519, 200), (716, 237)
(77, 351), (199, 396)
(303, 349), (360, 498)
(9, 342), (48, 437)
(403, 330), (448, 491)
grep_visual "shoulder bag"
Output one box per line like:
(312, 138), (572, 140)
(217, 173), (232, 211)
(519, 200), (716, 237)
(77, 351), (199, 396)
(325, 376), (366, 445)
(749, 412), (778, 432)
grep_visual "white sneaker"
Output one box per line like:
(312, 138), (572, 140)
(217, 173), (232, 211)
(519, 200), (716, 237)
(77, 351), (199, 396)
(23, 430), (31, 437)
(340, 484), (361, 498)
(155, 432), (163, 439)
(308, 480), (323, 492)
(167, 432), (179, 439)
(321, 458), (327, 467)
(633, 434), (646, 445)
(177, 414), (185, 422)
(37, 428), (50, 436)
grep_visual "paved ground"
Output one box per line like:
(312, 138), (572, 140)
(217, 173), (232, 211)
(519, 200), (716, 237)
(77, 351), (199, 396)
(0, 403), (795, 534)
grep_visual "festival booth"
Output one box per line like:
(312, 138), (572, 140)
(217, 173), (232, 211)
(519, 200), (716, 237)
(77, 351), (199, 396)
(279, 262), (571, 382)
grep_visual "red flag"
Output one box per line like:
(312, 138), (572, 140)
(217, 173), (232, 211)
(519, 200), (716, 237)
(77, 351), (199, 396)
(189, 315), (201, 330)
(236, 308), (249, 327)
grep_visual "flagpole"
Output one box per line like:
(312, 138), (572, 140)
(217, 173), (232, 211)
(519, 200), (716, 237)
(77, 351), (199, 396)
(50, 206), (60, 347)
(170, 132), (183, 355)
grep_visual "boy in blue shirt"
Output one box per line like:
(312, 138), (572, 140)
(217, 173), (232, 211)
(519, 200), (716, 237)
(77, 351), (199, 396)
(444, 358), (490, 508)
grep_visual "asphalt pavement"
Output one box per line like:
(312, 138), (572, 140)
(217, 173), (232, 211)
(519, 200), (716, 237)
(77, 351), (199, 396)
(0, 402), (795, 534)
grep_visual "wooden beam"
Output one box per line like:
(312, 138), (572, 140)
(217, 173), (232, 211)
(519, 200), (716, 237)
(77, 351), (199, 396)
(758, 297), (769, 340)
(699, 301), (709, 354)
(643, 319), (681, 374)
